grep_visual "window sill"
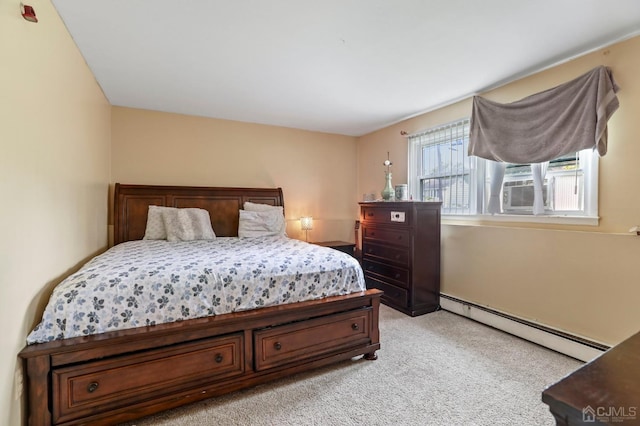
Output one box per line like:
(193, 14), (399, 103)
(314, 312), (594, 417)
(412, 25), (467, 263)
(442, 214), (599, 227)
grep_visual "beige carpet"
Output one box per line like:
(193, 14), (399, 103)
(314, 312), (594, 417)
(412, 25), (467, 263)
(121, 305), (581, 426)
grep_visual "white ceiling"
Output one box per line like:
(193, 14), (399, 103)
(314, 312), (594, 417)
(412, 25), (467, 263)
(52, 0), (640, 136)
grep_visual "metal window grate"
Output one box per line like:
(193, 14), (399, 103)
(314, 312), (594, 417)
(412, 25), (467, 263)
(409, 119), (473, 215)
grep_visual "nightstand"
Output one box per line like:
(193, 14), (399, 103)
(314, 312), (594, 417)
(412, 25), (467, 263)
(313, 241), (356, 258)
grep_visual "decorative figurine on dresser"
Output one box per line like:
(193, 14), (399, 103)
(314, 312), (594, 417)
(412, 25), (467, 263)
(359, 201), (442, 316)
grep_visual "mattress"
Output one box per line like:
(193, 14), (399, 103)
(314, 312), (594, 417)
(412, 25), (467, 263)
(27, 237), (366, 344)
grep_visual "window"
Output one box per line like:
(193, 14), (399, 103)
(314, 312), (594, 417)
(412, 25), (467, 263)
(408, 119), (480, 215)
(408, 118), (598, 220)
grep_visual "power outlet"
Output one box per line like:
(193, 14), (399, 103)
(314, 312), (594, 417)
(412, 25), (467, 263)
(14, 369), (23, 401)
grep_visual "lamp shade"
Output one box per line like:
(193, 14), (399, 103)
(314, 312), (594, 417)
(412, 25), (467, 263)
(300, 216), (313, 231)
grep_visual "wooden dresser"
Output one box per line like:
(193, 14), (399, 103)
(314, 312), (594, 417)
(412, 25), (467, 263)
(359, 201), (442, 316)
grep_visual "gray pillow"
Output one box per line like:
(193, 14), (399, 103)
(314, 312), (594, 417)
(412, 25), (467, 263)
(162, 208), (216, 242)
(143, 206), (177, 240)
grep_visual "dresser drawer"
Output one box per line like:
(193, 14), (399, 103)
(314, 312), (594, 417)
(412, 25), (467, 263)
(363, 226), (410, 247)
(366, 277), (409, 308)
(362, 242), (409, 267)
(254, 309), (371, 371)
(52, 334), (244, 423)
(362, 206), (412, 225)
(363, 259), (409, 288)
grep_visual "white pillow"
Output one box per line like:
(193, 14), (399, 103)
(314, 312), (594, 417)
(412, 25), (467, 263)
(242, 202), (287, 236)
(238, 209), (286, 238)
(244, 201), (282, 213)
(161, 208), (216, 242)
(143, 206), (177, 240)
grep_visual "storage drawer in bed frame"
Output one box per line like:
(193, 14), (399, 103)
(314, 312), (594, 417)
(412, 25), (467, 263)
(52, 334), (244, 424)
(254, 308), (372, 371)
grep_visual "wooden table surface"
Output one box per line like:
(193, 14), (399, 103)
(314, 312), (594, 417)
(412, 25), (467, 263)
(542, 330), (640, 425)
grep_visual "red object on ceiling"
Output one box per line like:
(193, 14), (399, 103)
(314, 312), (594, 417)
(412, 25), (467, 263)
(21, 3), (38, 23)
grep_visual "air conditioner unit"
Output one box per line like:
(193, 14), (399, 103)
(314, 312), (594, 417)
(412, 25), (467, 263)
(502, 178), (553, 213)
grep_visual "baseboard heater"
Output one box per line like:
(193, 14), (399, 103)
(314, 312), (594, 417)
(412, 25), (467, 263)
(439, 294), (610, 362)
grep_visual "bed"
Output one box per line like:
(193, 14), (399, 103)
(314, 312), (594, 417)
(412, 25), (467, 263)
(19, 183), (381, 426)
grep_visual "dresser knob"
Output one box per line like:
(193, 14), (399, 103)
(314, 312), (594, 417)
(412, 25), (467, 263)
(395, 273), (401, 279)
(87, 382), (99, 393)
(274, 342), (282, 350)
(395, 254), (401, 259)
(397, 235), (402, 240)
(370, 232), (376, 236)
(215, 353), (223, 363)
(351, 323), (359, 331)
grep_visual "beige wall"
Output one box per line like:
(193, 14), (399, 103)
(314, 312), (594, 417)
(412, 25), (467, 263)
(111, 107), (359, 242)
(0, 1), (111, 425)
(357, 36), (640, 346)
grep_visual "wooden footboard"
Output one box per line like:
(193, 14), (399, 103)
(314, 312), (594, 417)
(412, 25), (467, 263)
(19, 289), (381, 426)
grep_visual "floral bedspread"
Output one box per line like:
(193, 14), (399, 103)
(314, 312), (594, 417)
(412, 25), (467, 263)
(27, 237), (365, 344)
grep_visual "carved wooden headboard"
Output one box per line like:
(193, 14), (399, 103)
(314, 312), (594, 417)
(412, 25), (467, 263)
(113, 183), (285, 244)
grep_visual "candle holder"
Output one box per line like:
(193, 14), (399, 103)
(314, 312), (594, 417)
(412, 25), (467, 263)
(381, 152), (394, 201)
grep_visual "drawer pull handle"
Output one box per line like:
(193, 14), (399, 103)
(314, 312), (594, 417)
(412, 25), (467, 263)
(395, 254), (401, 259)
(397, 235), (403, 240)
(367, 212), (373, 216)
(215, 354), (223, 363)
(274, 342), (282, 350)
(351, 323), (359, 331)
(87, 382), (99, 393)
(370, 232), (376, 236)
(395, 273), (401, 279)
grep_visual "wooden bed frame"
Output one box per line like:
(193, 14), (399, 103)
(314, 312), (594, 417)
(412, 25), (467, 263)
(19, 183), (381, 426)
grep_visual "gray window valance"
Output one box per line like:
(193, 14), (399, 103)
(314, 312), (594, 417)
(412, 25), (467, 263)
(468, 66), (619, 164)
